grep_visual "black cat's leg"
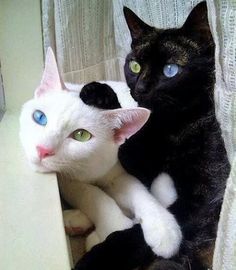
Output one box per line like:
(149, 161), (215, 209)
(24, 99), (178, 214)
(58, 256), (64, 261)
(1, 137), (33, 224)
(177, 237), (215, 270)
(139, 250), (211, 270)
(74, 224), (154, 270)
(141, 259), (185, 270)
(176, 205), (220, 270)
(140, 212), (216, 270)
(80, 82), (121, 109)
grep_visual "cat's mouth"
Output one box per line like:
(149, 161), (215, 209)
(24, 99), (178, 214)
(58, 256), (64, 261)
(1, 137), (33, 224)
(132, 87), (149, 97)
(30, 156), (55, 173)
(131, 90), (142, 102)
(131, 90), (152, 107)
(31, 161), (53, 173)
(131, 86), (151, 101)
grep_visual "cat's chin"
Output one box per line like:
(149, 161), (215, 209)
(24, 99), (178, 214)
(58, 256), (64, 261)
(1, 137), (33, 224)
(30, 162), (54, 173)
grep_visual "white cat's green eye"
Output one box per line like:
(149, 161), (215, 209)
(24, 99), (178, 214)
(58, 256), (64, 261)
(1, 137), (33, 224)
(129, 60), (141, 74)
(72, 129), (92, 142)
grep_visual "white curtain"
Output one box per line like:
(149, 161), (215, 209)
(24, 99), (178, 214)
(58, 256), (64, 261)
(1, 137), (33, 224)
(42, 1), (236, 269)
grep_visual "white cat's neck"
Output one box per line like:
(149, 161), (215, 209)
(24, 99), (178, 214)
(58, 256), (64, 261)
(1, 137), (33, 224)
(100, 161), (125, 184)
(60, 158), (125, 184)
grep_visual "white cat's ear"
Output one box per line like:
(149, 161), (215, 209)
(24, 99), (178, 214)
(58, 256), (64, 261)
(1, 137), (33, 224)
(35, 47), (67, 98)
(103, 108), (150, 145)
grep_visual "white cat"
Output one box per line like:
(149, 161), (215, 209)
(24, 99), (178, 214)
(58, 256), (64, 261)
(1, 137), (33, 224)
(19, 48), (182, 258)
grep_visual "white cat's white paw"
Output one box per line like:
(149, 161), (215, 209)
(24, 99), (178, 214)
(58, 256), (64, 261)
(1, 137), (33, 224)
(63, 209), (93, 236)
(85, 231), (101, 251)
(141, 211), (182, 258)
(151, 173), (178, 208)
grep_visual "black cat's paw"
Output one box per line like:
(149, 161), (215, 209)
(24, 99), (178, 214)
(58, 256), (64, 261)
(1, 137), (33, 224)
(80, 81), (121, 109)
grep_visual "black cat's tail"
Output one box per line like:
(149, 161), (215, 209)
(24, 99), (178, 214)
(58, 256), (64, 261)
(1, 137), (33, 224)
(74, 224), (154, 270)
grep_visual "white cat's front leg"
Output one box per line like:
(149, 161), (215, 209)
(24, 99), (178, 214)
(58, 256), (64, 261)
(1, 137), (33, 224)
(63, 209), (93, 236)
(59, 178), (133, 246)
(104, 173), (182, 258)
(85, 231), (100, 251)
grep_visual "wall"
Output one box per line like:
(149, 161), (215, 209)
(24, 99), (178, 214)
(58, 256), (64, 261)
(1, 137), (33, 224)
(0, 2), (71, 269)
(0, 0), (44, 112)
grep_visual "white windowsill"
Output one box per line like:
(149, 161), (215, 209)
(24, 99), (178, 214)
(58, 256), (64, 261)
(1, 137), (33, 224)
(0, 111), (71, 270)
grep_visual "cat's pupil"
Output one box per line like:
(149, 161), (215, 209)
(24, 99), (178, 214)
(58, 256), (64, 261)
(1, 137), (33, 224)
(163, 64), (179, 78)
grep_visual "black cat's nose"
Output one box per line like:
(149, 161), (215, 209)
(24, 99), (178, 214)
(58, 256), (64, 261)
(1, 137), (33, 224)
(135, 82), (148, 94)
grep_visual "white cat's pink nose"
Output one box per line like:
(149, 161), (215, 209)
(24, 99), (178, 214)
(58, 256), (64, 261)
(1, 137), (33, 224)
(36, 145), (55, 159)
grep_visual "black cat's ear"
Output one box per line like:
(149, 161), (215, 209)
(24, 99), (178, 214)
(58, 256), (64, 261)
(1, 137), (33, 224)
(182, 2), (212, 41)
(123, 7), (153, 43)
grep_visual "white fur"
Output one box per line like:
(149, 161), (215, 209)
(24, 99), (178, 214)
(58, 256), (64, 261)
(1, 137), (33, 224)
(58, 177), (133, 243)
(99, 164), (182, 258)
(19, 86), (140, 247)
(20, 91), (119, 179)
(19, 49), (181, 256)
(63, 209), (93, 235)
(151, 173), (178, 208)
(86, 231), (100, 251)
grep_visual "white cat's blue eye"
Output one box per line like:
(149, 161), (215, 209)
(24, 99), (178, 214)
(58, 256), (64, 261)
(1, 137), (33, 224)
(163, 64), (179, 78)
(32, 110), (47, 126)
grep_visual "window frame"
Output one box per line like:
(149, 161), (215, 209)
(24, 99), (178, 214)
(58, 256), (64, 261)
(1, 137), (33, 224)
(0, 62), (5, 121)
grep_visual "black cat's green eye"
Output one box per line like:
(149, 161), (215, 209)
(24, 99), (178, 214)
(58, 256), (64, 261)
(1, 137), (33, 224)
(129, 60), (141, 74)
(72, 129), (92, 142)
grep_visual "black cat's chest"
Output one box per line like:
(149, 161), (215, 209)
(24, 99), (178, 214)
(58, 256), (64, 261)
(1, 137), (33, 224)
(120, 112), (226, 201)
(119, 114), (173, 184)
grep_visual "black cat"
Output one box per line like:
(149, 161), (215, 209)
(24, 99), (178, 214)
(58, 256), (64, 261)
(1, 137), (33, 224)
(76, 2), (230, 270)
(120, 2), (230, 269)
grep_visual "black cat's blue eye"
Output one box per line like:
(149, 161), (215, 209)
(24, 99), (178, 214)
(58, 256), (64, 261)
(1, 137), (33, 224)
(163, 64), (180, 78)
(32, 110), (47, 126)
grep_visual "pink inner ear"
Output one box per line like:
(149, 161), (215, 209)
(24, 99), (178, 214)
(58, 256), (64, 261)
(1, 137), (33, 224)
(114, 122), (140, 144)
(35, 47), (63, 98)
(111, 108), (150, 145)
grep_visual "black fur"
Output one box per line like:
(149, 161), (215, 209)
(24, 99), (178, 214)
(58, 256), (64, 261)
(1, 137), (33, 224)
(74, 225), (154, 270)
(80, 82), (121, 109)
(75, 2), (230, 270)
(120, 2), (230, 269)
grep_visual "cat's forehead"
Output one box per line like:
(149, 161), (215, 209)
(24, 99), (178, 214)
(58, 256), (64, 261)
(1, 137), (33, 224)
(34, 91), (84, 114)
(25, 91), (103, 129)
(132, 28), (200, 65)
